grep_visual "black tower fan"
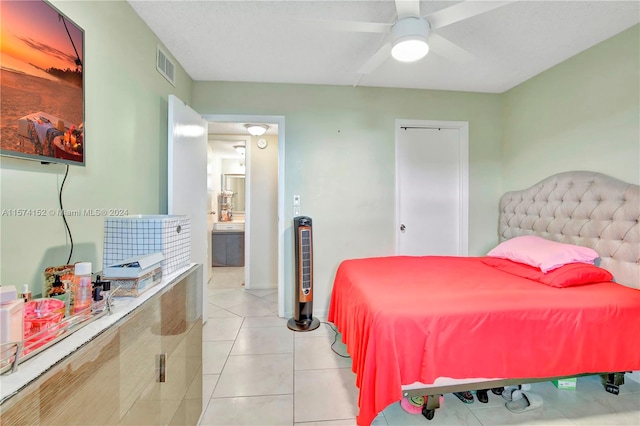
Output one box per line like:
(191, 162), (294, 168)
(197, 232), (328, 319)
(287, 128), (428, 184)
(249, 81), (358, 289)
(287, 216), (320, 331)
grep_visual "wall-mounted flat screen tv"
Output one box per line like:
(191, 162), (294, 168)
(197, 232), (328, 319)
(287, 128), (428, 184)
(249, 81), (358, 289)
(1, 0), (84, 166)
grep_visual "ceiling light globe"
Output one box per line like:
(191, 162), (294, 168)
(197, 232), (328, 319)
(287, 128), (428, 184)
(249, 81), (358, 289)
(244, 124), (268, 136)
(391, 38), (429, 62)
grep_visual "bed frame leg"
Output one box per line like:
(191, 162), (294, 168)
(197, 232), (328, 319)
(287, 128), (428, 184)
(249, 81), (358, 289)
(605, 372), (625, 395)
(421, 395), (441, 421)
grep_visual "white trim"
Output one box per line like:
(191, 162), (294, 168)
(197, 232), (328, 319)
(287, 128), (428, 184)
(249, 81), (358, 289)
(394, 119), (469, 256)
(244, 137), (252, 289)
(626, 371), (640, 384)
(202, 114), (285, 318)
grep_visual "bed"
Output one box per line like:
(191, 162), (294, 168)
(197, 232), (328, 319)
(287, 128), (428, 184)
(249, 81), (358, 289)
(327, 171), (640, 425)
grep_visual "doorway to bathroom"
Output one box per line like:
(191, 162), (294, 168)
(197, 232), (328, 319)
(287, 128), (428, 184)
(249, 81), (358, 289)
(204, 115), (285, 316)
(208, 133), (249, 293)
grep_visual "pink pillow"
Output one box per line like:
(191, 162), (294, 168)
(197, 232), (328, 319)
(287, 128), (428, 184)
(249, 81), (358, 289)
(487, 235), (599, 273)
(482, 257), (614, 288)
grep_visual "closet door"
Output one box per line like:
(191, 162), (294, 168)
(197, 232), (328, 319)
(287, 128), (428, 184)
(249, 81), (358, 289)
(395, 120), (468, 256)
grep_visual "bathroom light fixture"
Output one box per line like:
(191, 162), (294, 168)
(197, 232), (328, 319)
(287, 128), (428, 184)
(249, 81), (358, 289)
(244, 123), (269, 136)
(233, 144), (245, 155)
(391, 17), (430, 63)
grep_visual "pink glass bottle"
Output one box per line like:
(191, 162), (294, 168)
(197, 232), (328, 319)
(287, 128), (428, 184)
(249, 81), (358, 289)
(73, 262), (92, 314)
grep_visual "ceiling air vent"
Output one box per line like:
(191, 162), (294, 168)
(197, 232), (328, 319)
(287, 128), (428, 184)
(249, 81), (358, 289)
(156, 45), (176, 86)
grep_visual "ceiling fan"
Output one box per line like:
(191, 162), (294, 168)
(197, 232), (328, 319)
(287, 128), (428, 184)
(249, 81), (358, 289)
(308, 0), (512, 84)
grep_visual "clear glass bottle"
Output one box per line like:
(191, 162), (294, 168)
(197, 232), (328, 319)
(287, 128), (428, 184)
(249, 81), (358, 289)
(73, 262), (92, 314)
(21, 284), (31, 302)
(101, 280), (111, 301)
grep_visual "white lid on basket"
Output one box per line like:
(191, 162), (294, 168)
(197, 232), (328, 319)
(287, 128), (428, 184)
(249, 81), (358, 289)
(74, 262), (92, 276)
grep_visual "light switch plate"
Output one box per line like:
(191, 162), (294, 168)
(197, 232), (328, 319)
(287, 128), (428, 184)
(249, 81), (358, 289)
(293, 195), (301, 206)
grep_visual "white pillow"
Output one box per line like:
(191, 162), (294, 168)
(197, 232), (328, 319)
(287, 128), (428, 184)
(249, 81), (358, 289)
(487, 235), (600, 273)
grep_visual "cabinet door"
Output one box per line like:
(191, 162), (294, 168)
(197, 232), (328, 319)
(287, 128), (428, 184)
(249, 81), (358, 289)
(212, 233), (227, 266)
(114, 267), (202, 425)
(110, 291), (164, 424)
(0, 327), (121, 425)
(227, 233), (245, 267)
(161, 271), (203, 425)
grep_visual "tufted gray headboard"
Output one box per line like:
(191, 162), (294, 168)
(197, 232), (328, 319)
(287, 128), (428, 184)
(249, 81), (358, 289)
(499, 171), (639, 290)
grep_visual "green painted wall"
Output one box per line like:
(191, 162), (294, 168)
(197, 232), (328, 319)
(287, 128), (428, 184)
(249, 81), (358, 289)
(502, 25), (639, 190)
(0, 1), (192, 295)
(191, 84), (503, 315)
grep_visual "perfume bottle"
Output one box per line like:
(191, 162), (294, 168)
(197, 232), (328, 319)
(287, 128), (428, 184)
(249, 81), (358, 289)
(73, 262), (92, 314)
(21, 284), (31, 303)
(49, 275), (66, 300)
(92, 275), (104, 313)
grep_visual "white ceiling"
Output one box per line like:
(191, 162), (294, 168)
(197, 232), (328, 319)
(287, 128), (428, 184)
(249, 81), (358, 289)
(129, 0), (638, 95)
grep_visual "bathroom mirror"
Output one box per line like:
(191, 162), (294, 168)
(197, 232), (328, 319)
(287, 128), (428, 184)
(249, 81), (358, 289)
(223, 174), (245, 213)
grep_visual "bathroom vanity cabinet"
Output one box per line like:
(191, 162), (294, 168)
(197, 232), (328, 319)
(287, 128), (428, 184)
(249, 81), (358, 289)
(0, 265), (203, 425)
(212, 231), (245, 267)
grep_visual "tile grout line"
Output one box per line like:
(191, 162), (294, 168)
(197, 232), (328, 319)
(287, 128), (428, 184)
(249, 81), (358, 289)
(292, 323), (297, 425)
(205, 266), (245, 413)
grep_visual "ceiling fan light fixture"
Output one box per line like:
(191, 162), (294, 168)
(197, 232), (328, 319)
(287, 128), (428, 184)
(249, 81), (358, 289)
(244, 123), (269, 136)
(392, 37), (429, 62)
(391, 17), (430, 63)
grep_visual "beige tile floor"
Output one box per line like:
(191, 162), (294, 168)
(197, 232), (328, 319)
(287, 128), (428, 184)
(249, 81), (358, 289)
(200, 267), (640, 426)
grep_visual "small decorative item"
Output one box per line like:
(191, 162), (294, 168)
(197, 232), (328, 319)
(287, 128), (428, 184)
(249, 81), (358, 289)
(218, 191), (234, 222)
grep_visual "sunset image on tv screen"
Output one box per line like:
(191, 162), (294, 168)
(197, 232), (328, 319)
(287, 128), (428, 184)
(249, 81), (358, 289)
(1, 0), (84, 165)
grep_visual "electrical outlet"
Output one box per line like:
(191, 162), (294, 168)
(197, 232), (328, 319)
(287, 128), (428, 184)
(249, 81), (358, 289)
(293, 195), (301, 206)
(294, 207), (301, 216)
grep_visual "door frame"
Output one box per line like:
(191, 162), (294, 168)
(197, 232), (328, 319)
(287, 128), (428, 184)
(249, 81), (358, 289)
(395, 119), (469, 256)
(203, 114), (285, 318)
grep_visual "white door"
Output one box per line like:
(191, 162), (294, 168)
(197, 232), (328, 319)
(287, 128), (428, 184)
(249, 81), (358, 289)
(168, 95), (209, 320)
(395, 120), (468, 256)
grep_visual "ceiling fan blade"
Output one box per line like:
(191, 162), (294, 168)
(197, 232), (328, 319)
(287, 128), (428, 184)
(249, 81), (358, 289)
(356, 42), (391, 75)
(395, 0), (421, 19)
(428, 33), (475, 64)
(426, 0), (513, 29)
(303, 18), (390, 33)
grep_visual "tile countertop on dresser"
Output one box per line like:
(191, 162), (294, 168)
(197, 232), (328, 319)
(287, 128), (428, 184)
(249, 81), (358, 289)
(0, 264), (199, 404)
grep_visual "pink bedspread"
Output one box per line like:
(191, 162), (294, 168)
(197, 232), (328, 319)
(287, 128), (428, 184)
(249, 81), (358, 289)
(327, 256), (640, 425)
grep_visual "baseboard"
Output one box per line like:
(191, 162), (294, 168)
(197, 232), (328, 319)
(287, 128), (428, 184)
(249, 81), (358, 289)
(245, 283), (277, 290)
(626, 371), (640, 384)
(313, 309), (328, 320)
